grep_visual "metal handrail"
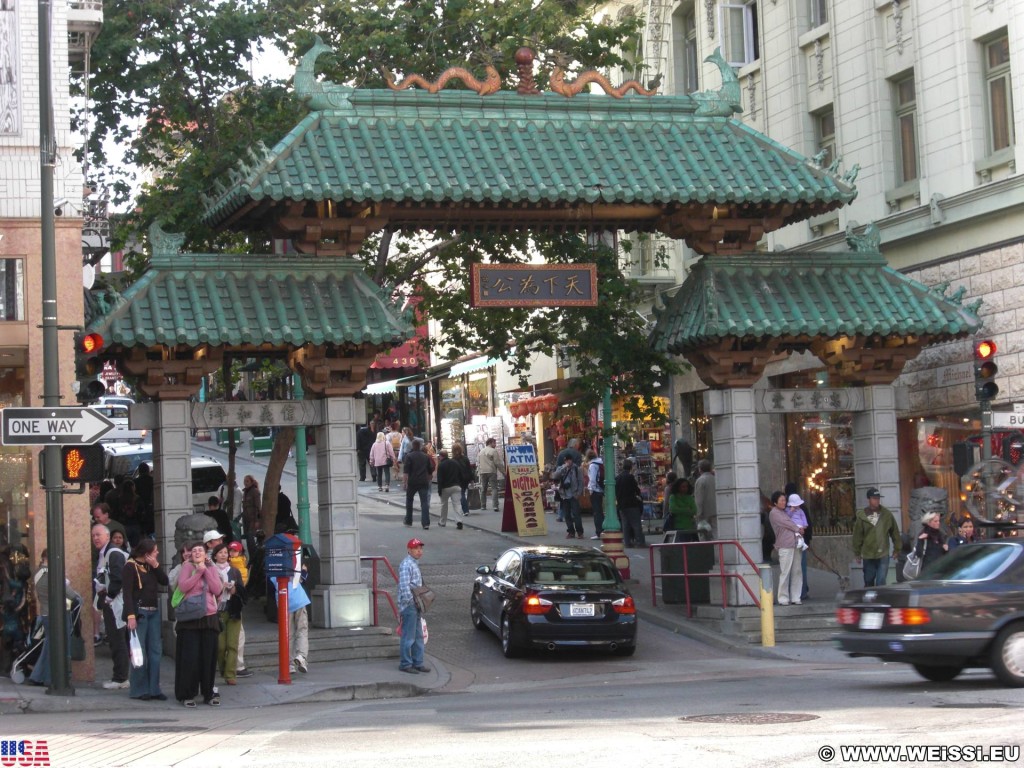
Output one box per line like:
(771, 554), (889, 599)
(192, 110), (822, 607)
(648, 539), (762, 617)
(360, 555), (399, 625)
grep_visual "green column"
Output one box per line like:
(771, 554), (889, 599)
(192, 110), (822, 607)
(293, 374), (311, 544)
(601, 385), (619, 531)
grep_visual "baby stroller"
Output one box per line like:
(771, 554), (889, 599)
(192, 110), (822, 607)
(11, 597), (83, 684)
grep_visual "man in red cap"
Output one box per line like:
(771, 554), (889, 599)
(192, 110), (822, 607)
(397, 538), (430, 674)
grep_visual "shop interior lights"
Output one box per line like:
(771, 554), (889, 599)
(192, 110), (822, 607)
(807, 430), (831, 493)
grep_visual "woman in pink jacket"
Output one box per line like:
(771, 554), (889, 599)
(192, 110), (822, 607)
(174, 541), (223, 708)
(369, 432), (397, 493)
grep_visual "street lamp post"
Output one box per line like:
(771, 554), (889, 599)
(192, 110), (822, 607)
(599, 385), (630, 578)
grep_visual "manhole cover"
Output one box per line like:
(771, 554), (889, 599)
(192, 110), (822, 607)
(680, 713), (820, 725)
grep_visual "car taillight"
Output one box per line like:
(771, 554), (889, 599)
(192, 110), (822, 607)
(887, 607), (931, 626)
(612, 596), (635, 615)
(523, 594), (553, 615)
(836, 607), (860, 625)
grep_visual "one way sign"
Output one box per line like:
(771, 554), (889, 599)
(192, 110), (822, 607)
(1, 407), (115, 446)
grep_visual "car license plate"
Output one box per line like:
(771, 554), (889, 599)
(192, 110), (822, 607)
(569, 603), (595, 617)
(859, 612), (884, 630)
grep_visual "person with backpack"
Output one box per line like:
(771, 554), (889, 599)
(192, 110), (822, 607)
(476, 438), (501, 513)
(586, 450), (606, 540)
(552, 455), (585, 539)
(92, 523), (130, 690)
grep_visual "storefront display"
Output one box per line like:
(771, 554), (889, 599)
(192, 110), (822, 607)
(785, 412), (855, 534)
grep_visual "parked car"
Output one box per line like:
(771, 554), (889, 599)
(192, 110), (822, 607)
(470, 545), (637, 658)
(90, 403), (147, 444)
(834, 540), (1024, 686)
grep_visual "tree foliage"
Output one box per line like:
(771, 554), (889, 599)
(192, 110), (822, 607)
(85, 0), (683, 420)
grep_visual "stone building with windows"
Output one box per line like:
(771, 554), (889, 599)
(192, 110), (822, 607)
(0, 0), (101, 673)
(596, 0), (1022, 534)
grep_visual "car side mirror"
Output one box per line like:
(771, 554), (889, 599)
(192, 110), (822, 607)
(476, 565), (492, 575)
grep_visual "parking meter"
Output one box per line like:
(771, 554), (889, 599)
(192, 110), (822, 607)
(264, 532), (301, 683)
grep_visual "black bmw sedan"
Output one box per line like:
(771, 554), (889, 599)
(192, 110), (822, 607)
(834, 540), (1024, 686)
(470, 545), (638, 658)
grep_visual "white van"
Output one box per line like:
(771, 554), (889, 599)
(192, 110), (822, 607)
(104, 442), (154, 480)
(107, 452), (227, 513)
(189, 456), (228, 513)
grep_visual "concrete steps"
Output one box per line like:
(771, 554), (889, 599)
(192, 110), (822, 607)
(243, 624), (399, 670)
(683, 602), (838, 644)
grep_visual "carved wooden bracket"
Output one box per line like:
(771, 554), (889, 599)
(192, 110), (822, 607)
(688, 338), (778, 388)
(118, 346), (225, 400)
(810, 335), (924, 386)
(274, 204), (389, 259)
(289, 346), (377, 396)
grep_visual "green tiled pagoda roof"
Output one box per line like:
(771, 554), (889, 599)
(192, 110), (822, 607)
(652, 252), (982, 351)
(87, 247), (413, 349)
(202, 46), (857, 229)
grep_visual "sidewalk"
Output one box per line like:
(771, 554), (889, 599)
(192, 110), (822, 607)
(0, 443), (847, 714)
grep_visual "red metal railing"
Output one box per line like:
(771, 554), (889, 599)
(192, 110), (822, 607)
(648, 539), (762, 617)
(361, 555), (399, 625)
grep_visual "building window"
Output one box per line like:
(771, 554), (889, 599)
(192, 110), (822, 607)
(809, 0), (827, 28)
(893, 74), (918, 183)
(672, 5), (700, 93)
(814, 107), (835, 169)
(984, 34), (1014, 153)
(0, 260), (24, 321)
(720, 1), (759, 68)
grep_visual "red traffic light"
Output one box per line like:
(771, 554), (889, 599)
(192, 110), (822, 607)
(79, 332), (104, 354)
(974, 340), (997, 360)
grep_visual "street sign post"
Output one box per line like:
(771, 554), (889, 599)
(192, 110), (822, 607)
(1, 407), (115, 445)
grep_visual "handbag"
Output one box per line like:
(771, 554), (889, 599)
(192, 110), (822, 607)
(412, 585), (435, 614)
(902, 540), (926, 581)
(128, 629), (144, 669)
(174, 577), (208, 622)
(579, 487), (592, 510)
(385, 457), (394, 468)
(70, 634), (86, 662)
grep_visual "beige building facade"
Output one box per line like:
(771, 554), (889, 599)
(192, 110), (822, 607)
(0, 0), (97, 677)
(590, 0), (1023, 532)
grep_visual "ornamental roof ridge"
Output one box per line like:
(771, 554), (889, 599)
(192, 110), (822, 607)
(293, 37), (742, 118)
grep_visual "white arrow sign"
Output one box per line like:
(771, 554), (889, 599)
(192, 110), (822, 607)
(1, 407), (115, 445)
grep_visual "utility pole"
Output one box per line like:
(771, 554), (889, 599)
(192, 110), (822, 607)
(39, 0), (73, 695)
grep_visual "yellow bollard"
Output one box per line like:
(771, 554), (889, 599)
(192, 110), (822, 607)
(758, 564), (775, 647)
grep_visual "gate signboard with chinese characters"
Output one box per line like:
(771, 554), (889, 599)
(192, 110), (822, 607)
(757, 389), (867, 414)
(470, 264), (598, 308)
(503, 443), (548, 537)
(190, 400), (323, 430)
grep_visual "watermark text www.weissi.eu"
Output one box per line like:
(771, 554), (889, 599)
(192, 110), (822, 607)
(818, 744), (1021, 763)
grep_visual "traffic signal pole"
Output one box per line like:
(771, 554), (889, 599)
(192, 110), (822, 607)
(973, 339), (1000, 526)
(39, 0), (73, 695)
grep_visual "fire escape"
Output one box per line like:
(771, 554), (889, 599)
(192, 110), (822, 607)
(67, 0), (109, 267)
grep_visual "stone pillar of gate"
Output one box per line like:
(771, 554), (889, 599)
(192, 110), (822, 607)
(705, 388), (763, 606)
(853, 384), (902, 523)
(311, 396), (371, 628)
(154, 399), (194, 646)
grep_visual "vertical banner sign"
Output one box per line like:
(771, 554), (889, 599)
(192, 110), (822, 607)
(504, 444), (547, 537)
